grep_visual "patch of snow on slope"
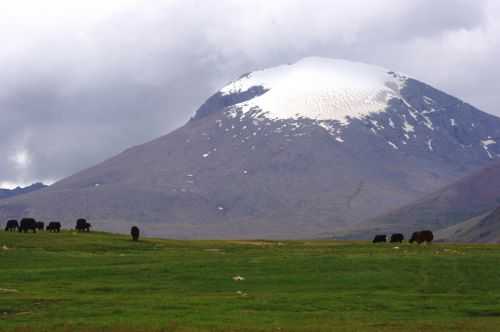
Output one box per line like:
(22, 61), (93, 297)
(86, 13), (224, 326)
(317, 121), (344, 141)
(387, 141), (399, 150)
(427, 139), (433, 152)
(402, 117), (415, 134)
(422, 108), (437, 114)
(423, 96), (434, 104)
(481, 139), (496, 159)
(408, 109), (418, 121)
(450, 118), (456, 127)
(370, 119), (384, 130)
(220, 57), (409, 124)
(422, 115), (434, 130)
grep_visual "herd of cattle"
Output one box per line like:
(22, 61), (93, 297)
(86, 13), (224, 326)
(4, 219), (430, 244)
(373, 230), (434, 244)
(4, 218), (142, 241)
(4, 218), (92, 233)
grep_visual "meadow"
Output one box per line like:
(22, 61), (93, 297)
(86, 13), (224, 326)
(1, 231), (500, 331)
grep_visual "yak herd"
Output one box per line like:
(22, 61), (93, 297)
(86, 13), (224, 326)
(3, 218), (141, 241)
(4, 218), (429, 245)
(372, 230), (434, 244)
(4, 218), (90, 233)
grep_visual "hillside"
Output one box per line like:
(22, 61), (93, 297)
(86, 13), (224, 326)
(1, 57), (500, 238)
(1, 231), (500, 331)
(435, 207), (500, 243)
(360, 161), (500, 240)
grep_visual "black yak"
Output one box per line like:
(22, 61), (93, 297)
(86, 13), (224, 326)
(19, 218), (37, 233)
(390, 233), (404, 243)
(131, 226), (140, 241)
(46, 222), (61, 232)
(75, 218), (91, 232)
(372, 234), (387, 243)
(409, 230), (434, 244)
(4, 220), (19, 232)
(35, 221), (45, 231)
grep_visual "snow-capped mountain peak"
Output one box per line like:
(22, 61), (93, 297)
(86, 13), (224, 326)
(196, 56), (500, 162)
(219, 57), (409, 124)
(4, 57), (500, 239)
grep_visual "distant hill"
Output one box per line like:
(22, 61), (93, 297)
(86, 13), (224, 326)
(434, 207), (500, 243)
(358, 161), (500, 241)
(0, 183), (48, 200)
(2, 57), (500, 239)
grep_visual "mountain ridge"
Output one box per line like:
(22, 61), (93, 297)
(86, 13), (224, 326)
(0, 183), (48, 200)
(1, 57), (499, 239)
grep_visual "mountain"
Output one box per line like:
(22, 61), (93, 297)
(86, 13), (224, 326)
(358, 160), (500, 241)
(1, 57), (500, 239)
(0, 183), (48, 200)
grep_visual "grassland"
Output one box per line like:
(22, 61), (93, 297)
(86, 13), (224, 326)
(1, 231), (500, 331)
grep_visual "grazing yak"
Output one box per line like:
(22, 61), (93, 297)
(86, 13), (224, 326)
(131, 226), (140, 241)
(19, 218), (37, 233)
(35, 221), (45, 231)
(46, 222), (61, 232)
(75, 218), (91, 232)
(372, 234), (387, 243)
(4, 220), (19, 232)
(390, 233), (404, 243)
(409, 230), (434, 244)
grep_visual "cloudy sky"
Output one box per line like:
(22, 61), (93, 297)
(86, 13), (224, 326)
(1, 0), (499, 188)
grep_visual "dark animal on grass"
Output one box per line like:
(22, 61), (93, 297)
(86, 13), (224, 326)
(19, 218), (37, 233)
(35, 221), (45, 231)
(372, 234), (387, 243)
(46, 222), (61, 232)
(131, 226), (140, 241)
(390, 233), (404, 243)
(4, 220), (19, 232)
(75, 218), (91, 232)
(409, 230), (434, 244)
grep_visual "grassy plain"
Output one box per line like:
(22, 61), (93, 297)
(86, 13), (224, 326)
(1, 231), (500, 331)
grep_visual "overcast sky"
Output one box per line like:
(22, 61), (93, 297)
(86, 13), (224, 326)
(1, 0), (499, 188)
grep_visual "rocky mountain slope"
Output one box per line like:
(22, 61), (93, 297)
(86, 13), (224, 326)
(1, 57), (500, 238)
(434, 207), (500, 243)
(360, 160), (500, 242)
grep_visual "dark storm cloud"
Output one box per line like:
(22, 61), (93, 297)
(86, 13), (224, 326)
(0, 0), (497, 186)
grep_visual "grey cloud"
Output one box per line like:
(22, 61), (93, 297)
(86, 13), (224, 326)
(0, 0), (498, 186)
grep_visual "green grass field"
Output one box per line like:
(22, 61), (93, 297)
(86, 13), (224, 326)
(1, 231), (500, 331)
